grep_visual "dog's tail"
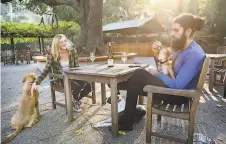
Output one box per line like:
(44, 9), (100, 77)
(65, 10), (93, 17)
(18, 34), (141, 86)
(1, 125), (23, 144)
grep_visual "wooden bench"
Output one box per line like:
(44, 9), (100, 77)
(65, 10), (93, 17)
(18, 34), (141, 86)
(143, 56), (210, 144)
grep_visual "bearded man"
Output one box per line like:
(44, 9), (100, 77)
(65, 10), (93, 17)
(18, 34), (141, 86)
(110, 13), (206, 131)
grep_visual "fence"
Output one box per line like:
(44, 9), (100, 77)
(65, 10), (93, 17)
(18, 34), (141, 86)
(105, 43), (154, 57)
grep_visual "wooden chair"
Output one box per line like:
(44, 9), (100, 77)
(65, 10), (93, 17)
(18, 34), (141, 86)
(49, 73), (96, 112)
(2, 50), (14, 65)
(30, 50), (41, 63)
(209, 46), (226, 93)
(213, 64), (226, 94)
(24, 50), (31, 64)
(213, 62), (226, 91)
(216, 46), (226, 55)
(223, 73), (226, 98)
(143, 56), (210, 144)
(214, 72), (226, 98)
(14, 50), (25, 65)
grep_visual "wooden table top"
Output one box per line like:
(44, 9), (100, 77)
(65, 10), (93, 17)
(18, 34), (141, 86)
(63, 64), (149, 77)
(32, 53), (137, 62)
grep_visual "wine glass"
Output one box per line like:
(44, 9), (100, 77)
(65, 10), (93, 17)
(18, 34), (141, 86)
(121, 52), (127, 64)
(90, 53), (95, 64)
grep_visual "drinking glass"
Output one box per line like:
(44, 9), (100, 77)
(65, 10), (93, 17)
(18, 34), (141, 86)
(121, 52), (127, 64)
(90, 53), (95, 64)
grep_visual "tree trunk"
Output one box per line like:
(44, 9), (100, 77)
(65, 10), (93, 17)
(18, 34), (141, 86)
(189, 0), (197, 14)
(39, 0), (106, 56)
(76, 0), (106, 56)
(177, 0), (183, 14)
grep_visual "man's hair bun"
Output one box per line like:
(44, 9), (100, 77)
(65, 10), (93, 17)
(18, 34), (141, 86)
(174, 13), (206, 32)
(193, 16), (205, 31)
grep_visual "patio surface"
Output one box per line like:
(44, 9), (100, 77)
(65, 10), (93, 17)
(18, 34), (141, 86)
(1, 62), (226, 144)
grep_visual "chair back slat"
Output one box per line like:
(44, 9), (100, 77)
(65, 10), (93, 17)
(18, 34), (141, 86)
(197, 56), (210, 91)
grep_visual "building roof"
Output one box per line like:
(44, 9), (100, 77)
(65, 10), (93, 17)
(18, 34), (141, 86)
(103, 17), (165, 35)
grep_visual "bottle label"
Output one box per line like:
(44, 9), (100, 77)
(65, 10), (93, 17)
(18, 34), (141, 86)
(108, 59), (114, 66)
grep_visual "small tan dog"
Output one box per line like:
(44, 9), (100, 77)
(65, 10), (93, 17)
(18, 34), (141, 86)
(157, 47), (175, 79)
(2, 73), (40, 144)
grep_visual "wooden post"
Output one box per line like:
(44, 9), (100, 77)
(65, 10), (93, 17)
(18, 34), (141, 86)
(38, 37), (42, 54)
(10, 37), (15, 52)
(41, 37), (45, 55)
(10, 37), (16, 64)
(136, 28), (139, 43)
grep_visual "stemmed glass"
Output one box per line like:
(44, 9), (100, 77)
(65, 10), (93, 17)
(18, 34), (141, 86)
(90, 52), (95, 64)
(121, 52), (127, 64)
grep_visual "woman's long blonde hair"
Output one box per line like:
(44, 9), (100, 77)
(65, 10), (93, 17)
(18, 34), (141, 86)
(51, 34), (68, 60)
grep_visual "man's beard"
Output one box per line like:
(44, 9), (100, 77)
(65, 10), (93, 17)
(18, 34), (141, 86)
(171, 33), (187, 52)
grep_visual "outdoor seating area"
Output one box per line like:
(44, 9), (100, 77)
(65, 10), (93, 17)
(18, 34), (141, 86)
(1, 59), (226, 144)
(1, 0), (226, 144)
(2, 30), (226, 144)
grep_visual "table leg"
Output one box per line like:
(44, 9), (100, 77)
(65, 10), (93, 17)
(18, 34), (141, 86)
(209, 59), (214, 91)
(91, 82), (96, 104)
(139, 96), (144, 105)
(64, 74), (74, 122)
(101, 83), (106, 105)
(15, 54), (18, 65)
(110, 78), (118, 137)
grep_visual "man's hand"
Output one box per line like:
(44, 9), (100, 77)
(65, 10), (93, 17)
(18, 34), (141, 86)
(152, 41), (162, 58)
(147, 66), (159, 75)
(152, 41), (162, 49)
(31, 82), (37, 96)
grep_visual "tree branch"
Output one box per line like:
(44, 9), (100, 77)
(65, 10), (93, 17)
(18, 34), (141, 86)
(39, 0), (80, 12)
(39, 0), (70, 6)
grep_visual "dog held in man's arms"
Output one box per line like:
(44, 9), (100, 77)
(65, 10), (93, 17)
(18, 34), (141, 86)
(157, 47), (175, 79)
(152, 43), (175, 79)
(2, 73), (40, 144)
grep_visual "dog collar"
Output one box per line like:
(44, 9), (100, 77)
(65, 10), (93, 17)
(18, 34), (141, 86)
(158, 61), (168, 65)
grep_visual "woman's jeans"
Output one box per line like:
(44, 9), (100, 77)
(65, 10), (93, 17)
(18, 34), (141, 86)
(71, 80), (92, 101)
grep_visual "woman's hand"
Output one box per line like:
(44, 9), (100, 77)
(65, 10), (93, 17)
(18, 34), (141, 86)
(30, 82), (37, 96)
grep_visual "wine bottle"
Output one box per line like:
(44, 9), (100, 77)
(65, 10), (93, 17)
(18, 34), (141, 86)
(108, 43), (114, 67)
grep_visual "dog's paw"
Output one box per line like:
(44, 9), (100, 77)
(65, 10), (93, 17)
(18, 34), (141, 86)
(32, 119), (39, 126)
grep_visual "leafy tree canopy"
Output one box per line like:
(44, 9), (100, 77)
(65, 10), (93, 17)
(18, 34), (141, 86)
(1, 21), (80, 44)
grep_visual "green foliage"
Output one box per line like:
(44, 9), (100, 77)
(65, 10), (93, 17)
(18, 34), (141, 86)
(25, 0), (49, 15)
(198, 0), (226, 43)
(213, 0), (226, 42)
(1, 21), (80, 44)
(53, 5), (79, 23)
(103, 0), (150, 24)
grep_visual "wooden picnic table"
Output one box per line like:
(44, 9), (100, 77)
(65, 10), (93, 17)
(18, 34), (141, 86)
(206, 54), (226, 91)
(63, 62), (154, 137)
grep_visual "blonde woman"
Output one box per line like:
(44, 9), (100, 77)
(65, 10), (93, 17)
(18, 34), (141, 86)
(31, 34), (91, 112)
